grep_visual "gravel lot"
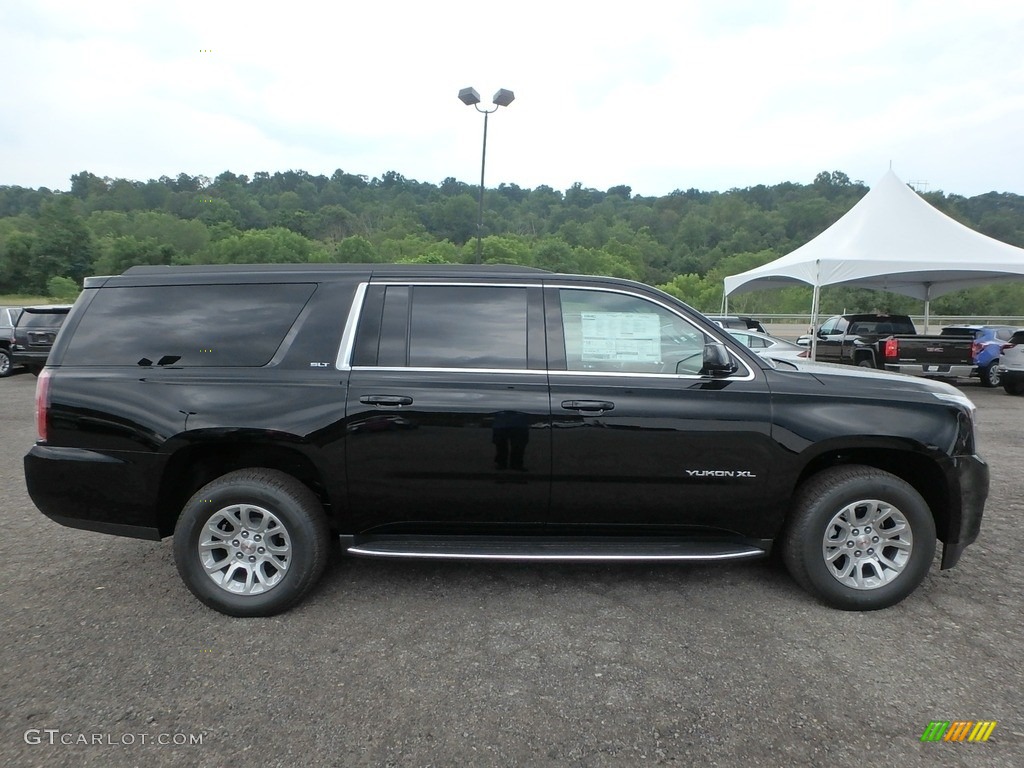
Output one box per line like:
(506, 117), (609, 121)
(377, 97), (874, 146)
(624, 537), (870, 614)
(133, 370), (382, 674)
(1, 369), (1021, 767)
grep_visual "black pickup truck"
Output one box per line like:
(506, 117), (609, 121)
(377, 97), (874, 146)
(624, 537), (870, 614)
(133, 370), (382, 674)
(810, 313), (975, 378)
(24, 265), (988, 616)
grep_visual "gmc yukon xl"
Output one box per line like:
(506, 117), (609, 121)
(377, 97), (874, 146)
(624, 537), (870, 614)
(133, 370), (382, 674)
(24, 265), (988, 616)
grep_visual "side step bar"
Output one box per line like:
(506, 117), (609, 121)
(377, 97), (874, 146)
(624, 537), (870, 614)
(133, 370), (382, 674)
(345, 535), (767, 563)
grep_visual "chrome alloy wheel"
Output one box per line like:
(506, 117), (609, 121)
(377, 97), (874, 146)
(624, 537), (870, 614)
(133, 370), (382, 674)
(822, 499), (913, 590)
(198, 504), (292, 595)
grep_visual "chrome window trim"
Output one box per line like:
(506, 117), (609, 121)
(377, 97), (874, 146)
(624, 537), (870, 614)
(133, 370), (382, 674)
(335, 279), (757, 381)
(351, 366), (546, 376)
(335, 281), (369, 370)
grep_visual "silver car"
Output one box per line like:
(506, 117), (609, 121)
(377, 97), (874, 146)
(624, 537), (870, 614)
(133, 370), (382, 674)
(727, 329), (808, 362)
(1, 306), (24, 378)
(999, 329), (1024, 395)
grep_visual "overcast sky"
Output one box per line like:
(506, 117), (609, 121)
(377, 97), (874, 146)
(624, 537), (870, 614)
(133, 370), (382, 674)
(3, 0), (1023, 198)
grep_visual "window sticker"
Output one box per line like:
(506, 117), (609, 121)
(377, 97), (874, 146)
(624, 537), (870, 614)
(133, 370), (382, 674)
(580, 312), (661, 363)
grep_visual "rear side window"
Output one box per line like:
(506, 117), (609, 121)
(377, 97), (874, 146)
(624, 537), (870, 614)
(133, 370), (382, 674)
(19, 311), (68, 328)
(61, 284), (315, 366)
(408, 286), (529, 369)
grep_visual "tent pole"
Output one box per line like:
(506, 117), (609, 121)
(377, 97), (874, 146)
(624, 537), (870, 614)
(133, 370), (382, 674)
(923, 284), (932, 333)
(809, 260), (821, 361)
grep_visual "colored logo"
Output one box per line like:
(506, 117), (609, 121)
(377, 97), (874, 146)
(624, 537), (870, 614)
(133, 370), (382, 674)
(920, 721), (996, 742)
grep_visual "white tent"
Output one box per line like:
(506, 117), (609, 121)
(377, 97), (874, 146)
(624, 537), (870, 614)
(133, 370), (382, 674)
(723, 170), (1024, 333)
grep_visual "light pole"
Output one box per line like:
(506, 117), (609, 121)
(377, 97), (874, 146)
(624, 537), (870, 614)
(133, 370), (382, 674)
(458, 86), (515, 264)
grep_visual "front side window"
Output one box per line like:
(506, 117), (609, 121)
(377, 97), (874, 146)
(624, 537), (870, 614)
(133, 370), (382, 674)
(559, 289), (709, 374)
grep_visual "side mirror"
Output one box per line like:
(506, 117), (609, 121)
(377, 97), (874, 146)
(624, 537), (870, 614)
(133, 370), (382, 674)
(699, 342), (736, 377)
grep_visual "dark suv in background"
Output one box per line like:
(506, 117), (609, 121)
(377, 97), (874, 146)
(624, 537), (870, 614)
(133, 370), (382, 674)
(10, 305), (71, 375)
(24, 265), (987, 617)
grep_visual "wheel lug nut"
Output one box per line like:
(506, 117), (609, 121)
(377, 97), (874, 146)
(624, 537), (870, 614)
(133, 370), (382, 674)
(852, 529), (859, 535)
(865, 527), (871, 533)
(872, 536), (879, 543)
(232, 540), (239, 546)
(258, 547), (265, 554)
(254, 535), (262, 542)
(868, 548), (874, 555)
(241, 532), (249, 538)
(846, 541), (854, 548)
(236, 552), (243, 559)
(248, 556), (256, 562)
(855, 551), (862, 557)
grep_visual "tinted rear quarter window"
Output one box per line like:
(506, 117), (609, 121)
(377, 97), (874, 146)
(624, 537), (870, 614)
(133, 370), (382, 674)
(61, 283), (315, 366)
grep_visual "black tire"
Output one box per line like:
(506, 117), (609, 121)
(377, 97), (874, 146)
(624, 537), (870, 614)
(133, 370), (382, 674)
(0, 348), (12, 378)
(173, 468), (331, 617)
(1003, 379), (1024, 396)
(980, 362), (1000, 388)
(781, 465), (935, 610)
(856, 357), (874, 368)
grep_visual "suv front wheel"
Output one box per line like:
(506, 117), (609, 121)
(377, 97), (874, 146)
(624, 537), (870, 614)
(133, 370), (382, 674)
(782, 465), (935, 610)
(173, 468), (331, 617)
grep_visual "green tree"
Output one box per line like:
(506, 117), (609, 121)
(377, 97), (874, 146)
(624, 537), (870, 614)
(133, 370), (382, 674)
(29, 197), (94, 291)
(93, 235), (176, 274)
(47, 276), (80, 301)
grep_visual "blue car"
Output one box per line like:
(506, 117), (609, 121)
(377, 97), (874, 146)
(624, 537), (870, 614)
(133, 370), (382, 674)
(941, 325), (1018, 387)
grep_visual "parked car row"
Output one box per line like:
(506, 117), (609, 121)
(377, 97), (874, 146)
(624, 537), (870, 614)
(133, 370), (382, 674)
(0, 304), (71, 377)
(791, 316), (1024, 396)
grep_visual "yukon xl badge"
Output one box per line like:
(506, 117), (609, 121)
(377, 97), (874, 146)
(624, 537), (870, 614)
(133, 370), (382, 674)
(686, 469), (757, 478)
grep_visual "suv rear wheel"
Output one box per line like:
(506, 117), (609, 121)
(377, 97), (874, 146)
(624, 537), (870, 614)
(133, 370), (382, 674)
(782, 465), (935, 610)
(0, 348), (11, 377)
(173, 468), (331, 617)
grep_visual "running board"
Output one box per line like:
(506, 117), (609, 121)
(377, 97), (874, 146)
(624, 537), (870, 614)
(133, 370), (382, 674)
(345, 535), (767, 563)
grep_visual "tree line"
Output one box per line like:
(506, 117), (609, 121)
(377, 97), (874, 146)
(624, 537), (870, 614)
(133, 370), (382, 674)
(2, 168), (1023, 315)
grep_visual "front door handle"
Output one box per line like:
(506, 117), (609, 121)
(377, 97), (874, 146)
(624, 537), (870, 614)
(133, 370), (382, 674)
(560, 400), (615, 413)
(359, 395), (414, 407)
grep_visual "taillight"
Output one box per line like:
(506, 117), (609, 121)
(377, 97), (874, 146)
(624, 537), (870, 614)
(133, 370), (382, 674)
(798, 350), (809, 358)
(970, 341), (982, 359)
(1003, 343), (1017, 352)
(884, 338), (899, 359)
(35, 368), (52, 442)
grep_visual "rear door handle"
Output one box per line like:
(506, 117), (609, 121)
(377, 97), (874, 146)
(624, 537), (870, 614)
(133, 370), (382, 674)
(359, 395), (414, 407)
(560, 400), (615, 412)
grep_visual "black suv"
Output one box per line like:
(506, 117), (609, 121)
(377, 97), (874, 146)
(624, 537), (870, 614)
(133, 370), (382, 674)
(25, 265), (988, 616)
(10, 305), (71, 375)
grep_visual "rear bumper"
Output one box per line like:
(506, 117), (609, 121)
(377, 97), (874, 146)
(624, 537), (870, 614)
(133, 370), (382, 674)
(10, 348), (51, 365)
(940, 453), (989, 569)
(24, 445), (165, 540)
(884, 363), (974, 378)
